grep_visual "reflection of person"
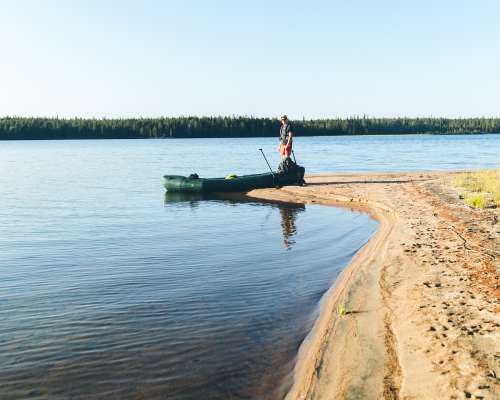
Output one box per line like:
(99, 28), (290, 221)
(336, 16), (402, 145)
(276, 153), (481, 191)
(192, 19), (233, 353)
(278, 203), (305, 249)
(278, 114), (293, 159)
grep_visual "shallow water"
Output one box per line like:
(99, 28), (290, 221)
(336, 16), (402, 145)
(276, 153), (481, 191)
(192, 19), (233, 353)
(0, 194), (376, 399)
(0, 135), (498, 399)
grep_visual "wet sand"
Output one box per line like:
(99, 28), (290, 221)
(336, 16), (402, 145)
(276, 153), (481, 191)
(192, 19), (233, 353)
(248, 172), (499, 400)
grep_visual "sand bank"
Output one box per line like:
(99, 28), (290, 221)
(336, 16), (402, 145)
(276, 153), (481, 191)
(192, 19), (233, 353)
(248, 172), (499, 400)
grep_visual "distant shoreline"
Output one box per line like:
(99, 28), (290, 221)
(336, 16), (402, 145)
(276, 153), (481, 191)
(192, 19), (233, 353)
(1, 116), (499, 140)
(2, 132), (500, 141)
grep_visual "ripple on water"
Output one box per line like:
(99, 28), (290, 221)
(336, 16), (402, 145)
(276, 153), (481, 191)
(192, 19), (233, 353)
(0, 140), (389, 399)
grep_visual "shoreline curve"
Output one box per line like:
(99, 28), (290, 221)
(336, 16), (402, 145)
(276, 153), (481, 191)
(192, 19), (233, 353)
(247, 183), (396, 400)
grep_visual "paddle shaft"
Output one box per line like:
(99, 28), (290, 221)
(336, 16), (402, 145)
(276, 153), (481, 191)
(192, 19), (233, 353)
(292, 150), (297, 164)
(258, 148), (274, 174)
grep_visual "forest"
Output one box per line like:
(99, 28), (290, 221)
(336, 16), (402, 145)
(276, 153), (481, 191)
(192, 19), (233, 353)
(1, 116), (499, 140)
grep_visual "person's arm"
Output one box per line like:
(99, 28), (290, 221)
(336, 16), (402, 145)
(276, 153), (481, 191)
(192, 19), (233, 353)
(287, 131), (293, 147)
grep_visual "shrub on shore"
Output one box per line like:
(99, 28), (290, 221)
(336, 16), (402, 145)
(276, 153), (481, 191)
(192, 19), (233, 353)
(454, 170), (500, 208)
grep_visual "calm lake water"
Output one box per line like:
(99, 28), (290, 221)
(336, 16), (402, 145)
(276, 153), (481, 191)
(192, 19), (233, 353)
(1, 135), (499, 399)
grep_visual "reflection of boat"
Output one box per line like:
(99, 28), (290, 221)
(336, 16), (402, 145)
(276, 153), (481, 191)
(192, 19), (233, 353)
(164, 191), (305, 208)
(163, 170), (304, 193)
(164, 192), (305, 249)
(164, 191), (212, 203)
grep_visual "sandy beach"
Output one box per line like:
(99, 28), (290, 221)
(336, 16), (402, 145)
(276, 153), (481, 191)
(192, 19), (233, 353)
(248, 172), (499, 400)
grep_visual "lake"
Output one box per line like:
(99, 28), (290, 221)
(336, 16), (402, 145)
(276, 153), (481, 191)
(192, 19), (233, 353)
(0, 134), (498, 399)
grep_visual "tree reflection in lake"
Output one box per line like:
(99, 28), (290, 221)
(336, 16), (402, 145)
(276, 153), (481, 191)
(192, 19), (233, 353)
(164, 192), (305, 250)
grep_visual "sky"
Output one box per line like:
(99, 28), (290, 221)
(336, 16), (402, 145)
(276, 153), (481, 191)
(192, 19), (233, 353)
(1, 0), (499, 119)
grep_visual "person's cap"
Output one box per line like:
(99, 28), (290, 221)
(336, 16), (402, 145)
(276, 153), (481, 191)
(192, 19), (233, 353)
(280, 114), (288, 120)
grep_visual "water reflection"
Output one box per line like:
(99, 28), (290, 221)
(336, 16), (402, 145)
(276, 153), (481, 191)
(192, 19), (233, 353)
(279, 207), (299, 250)
(164, 192), (305, 250)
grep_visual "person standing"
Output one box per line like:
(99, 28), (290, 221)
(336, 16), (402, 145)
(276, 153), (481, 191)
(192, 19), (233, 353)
(278, 114), (293, 158)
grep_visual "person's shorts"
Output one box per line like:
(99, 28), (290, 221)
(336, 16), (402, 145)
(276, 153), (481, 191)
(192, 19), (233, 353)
(279, 143), (292, 157)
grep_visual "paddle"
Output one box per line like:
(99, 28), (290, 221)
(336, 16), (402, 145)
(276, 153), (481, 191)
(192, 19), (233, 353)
(258, 148), (275, 174)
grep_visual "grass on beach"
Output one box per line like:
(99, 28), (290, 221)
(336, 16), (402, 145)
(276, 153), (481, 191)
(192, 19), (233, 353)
(453, 169), (500, 208)
(337, 302), (347, 317)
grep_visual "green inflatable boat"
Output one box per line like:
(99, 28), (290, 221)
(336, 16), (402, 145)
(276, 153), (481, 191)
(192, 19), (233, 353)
(164, 162), (305, 193)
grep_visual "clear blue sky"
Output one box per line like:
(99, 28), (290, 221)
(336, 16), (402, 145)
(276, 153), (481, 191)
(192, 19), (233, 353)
(1, 0), (499, 119)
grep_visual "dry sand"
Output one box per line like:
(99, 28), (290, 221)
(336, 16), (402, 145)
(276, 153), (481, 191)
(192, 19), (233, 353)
(247, 172), (499, 400)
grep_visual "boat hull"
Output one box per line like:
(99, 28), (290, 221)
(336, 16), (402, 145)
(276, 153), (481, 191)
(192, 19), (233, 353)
(163, 171), (303, 192)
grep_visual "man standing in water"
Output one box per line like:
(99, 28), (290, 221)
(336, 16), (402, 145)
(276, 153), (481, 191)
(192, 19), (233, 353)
(279, 114), (293, 159)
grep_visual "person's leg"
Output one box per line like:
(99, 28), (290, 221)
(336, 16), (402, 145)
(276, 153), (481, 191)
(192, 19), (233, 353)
(279, 144), (286, 158)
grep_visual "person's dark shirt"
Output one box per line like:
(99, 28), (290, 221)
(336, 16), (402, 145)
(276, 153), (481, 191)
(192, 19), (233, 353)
(280, 123), (292, 145)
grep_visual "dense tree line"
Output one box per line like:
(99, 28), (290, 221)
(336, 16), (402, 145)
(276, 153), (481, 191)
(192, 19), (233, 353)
(0, 116), (499, 140)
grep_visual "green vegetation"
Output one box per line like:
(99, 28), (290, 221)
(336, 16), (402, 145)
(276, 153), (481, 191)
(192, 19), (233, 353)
(454, 170), (500, 208)
(336, 298), (350, 317)
(0, 116), (499, 140)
